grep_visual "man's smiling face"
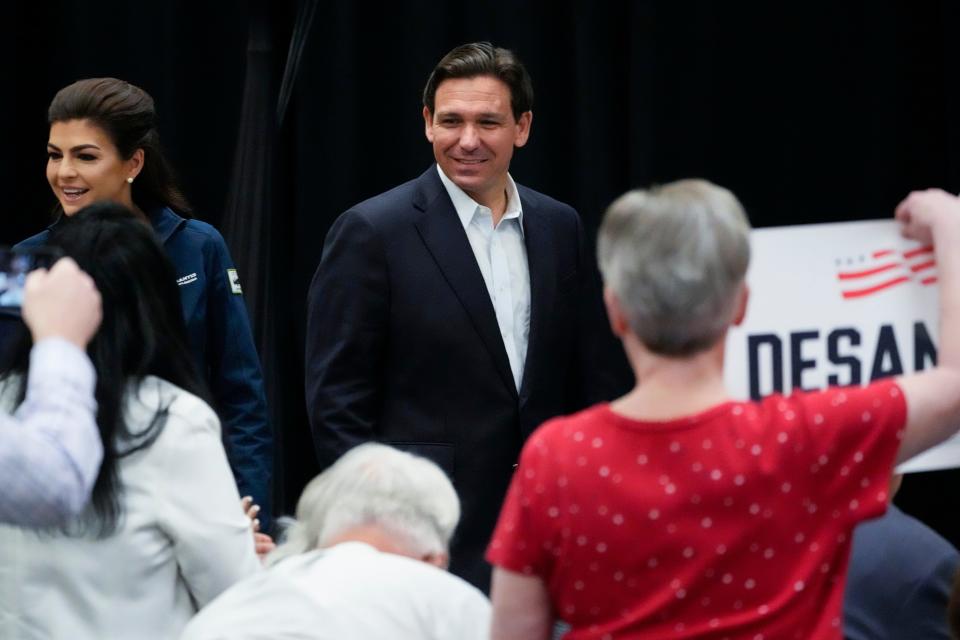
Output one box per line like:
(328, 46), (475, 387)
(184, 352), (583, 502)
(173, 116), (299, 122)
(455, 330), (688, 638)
(423, 75), (531, 209)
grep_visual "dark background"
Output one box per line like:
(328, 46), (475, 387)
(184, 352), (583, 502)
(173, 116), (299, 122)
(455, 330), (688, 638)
(6, 1), (959, 544)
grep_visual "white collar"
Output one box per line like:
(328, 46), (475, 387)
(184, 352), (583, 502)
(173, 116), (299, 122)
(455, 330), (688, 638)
(436, 165), (524, 235)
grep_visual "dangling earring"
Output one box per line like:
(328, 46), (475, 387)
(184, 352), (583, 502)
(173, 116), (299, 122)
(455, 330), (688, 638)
(126, 177), (134, 184)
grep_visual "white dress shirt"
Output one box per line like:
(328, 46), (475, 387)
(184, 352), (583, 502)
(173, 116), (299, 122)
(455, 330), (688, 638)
(180, 541), (492, 640)
(437, 166), (531, 390)
(0, 376), (260, 640)
(0, 337), (101, 526)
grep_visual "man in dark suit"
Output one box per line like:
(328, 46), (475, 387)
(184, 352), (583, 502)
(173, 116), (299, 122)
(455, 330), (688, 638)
(844, 476), (959, 640)
(305, 42), (626, 590)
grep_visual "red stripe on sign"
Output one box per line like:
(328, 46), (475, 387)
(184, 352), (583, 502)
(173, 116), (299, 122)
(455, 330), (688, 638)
(842, 276), (910, 299)
(909, 259), (936, 273)
(922, 276), (938, 285)
(903, 245), (934, 259)
(872, 249), (895, 259)
(837, 262), (901, 280)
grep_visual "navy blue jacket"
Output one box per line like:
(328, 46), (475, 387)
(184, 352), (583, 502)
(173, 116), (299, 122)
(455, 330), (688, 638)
(844, 505), (959, 639)
(18, 207), (272, 527)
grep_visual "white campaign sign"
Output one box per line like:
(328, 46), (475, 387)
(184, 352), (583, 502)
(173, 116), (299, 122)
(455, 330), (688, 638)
(723, 219), (959, 473)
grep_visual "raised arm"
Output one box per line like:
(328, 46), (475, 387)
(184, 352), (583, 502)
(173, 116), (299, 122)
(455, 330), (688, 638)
(0, 258), (103, 525)
(892, 189), (960, 463)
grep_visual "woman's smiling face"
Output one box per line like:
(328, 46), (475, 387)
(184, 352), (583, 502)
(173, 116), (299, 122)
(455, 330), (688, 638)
(46, 118), (142, 215)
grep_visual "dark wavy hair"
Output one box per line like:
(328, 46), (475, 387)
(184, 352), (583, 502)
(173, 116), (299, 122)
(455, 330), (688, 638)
(48, 77), (192, 215)
(422, 42), (534, 121)
(0, 202), (208, 535)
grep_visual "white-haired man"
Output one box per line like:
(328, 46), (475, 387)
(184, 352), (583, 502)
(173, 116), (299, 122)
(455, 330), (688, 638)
(180, 443), (490, 640)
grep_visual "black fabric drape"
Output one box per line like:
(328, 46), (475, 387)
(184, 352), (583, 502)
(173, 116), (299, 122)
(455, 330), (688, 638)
(276, 0), (320, 126)
(6, 1), (249, 245)
(286, 0), (960, 544)
(7, 0), (960, 544)
(219, 1), (290, 521)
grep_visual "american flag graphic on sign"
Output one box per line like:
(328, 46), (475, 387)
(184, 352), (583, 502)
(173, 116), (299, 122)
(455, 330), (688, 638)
(836, 245), (937, 299)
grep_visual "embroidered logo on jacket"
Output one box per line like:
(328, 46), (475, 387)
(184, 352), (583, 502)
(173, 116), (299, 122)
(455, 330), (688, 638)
(227, 269), (243, 295)
(177, 272), (198, 286)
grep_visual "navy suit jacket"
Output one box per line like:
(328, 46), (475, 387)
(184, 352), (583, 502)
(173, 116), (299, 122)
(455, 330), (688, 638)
(844, 505), (959, 639)
(305, 166), (627, 590)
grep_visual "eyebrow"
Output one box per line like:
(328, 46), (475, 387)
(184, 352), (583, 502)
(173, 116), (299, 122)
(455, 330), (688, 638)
(435, 111), (506, 120)
(46, 143), (102, 152)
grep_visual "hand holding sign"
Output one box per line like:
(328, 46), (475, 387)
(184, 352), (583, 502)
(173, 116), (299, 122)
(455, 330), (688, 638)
(724, 196), (960, 474)
(896, 188), (960, 244)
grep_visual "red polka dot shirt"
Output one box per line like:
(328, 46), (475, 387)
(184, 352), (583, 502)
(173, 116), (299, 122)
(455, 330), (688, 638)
(487, 380), (906, 639)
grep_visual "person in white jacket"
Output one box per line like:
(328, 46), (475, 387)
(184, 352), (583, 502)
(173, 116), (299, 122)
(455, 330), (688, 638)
(0, 202), (259, 640)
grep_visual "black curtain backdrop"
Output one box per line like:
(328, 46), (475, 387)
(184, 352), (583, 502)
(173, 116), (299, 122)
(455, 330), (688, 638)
(6, 1), (959, 544)
(219, 0), (290, 518)
(9, 1), (251, 237)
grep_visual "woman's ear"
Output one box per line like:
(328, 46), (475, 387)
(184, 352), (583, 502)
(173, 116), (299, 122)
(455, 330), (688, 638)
(732, 283), (750, 326)
(603, 286), (629, 337)
(127, 148), (145, 181)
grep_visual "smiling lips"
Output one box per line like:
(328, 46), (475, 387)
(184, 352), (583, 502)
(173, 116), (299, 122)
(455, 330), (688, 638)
(60, 187), (89, 202)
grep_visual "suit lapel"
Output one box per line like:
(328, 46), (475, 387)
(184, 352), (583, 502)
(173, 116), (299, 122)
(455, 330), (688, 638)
(412, 168), (518, 398)
(518, 194), (555, 405)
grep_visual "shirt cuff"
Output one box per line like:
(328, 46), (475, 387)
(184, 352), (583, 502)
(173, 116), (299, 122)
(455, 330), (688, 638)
(29, 337), (96, 402)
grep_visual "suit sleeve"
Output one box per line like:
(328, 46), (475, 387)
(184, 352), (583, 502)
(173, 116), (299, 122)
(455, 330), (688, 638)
(202, 232), (273, 525)
(890, 548), (960, 639)
(305, 209), (389, 470)
(570, 211), (632, 408)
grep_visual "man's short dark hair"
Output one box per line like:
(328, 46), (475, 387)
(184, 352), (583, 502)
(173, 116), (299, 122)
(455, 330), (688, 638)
(422, 42), (534, 121)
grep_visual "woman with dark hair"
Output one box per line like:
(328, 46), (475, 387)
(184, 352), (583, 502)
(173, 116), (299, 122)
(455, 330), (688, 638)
(0, 203), (260, 638)
(16, 77), (272, 528)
